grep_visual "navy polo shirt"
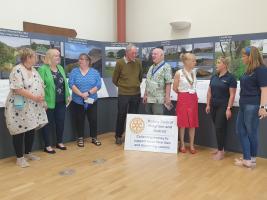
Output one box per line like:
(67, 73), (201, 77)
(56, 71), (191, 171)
(240, 66), (267, 105)
(210, 72), (237, 106)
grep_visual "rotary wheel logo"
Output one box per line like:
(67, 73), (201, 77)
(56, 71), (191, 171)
(130, 117), (145, 134)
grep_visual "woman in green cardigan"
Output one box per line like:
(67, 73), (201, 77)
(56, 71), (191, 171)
(38, 49), (70, 153)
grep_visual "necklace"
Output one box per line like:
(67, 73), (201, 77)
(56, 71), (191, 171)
(182, 69), (194, 86)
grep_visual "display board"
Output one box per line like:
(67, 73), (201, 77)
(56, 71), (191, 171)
(1, 28), (267, 107)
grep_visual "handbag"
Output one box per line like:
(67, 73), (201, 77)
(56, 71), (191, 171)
(13, 68), (25, 110)
(14, 95), (24, 110)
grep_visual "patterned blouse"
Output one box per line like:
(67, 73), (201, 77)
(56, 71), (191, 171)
(5, 64), (48, 135)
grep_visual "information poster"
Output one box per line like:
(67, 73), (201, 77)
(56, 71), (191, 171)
(124, 114), (178, 154)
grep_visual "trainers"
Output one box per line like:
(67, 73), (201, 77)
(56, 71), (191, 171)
(25, 153), (40, 161)
(16, 157), (30, 168)
(234, 158), (255, 168)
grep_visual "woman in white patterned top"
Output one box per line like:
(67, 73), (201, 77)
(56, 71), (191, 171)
(5, 48), (48, 168)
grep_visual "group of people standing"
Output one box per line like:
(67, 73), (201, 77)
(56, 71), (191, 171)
(5, 48), (102, 168)
(4, 44), (267, 169)
(112, 44), (267, 168)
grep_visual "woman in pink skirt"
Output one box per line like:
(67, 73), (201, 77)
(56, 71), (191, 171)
(173, 53), (198, 154)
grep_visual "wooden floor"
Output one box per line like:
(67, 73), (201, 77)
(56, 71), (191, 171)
(1, 132), (267, 200)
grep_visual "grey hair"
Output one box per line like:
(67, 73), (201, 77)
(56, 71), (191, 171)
(153, 48), (165, 59)
(126, 43), (137, 52)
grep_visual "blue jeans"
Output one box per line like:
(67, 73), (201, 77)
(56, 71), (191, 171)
(236, 104), (259, 160)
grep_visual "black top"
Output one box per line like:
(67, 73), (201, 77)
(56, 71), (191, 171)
(51, 70), (65, 103)
(210, 71), (237, 106)
(240, 65), (267, 105)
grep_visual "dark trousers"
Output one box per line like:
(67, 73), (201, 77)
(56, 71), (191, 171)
(71, 101), (98, 138)
(42, 101), (66, 147)
(12, 129), (35, 158)
(115, 94), (140, 138)
(211, 105), (227, 151)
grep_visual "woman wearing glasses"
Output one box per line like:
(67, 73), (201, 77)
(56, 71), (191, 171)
(69, 53), (102, 147)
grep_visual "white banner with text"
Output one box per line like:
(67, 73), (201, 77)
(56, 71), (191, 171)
(124, 114), (178, 154)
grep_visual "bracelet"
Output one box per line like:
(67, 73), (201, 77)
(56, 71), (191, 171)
(227, 106), (232, 110)
(88, 91), (91, 95)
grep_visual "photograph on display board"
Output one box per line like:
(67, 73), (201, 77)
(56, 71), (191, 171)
(164, 45), (178, 60)
(193, 42), (214, 79)
(0, 35), (31, 79)
(166, 61), (178, 77)
(215, 39), (266, 80)
(251, 39), (267, 66)
(65, 42), (102, 76)
(30, 39), (64, 67)
(104, 46), (126, 77)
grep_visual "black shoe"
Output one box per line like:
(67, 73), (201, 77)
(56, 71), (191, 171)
(115, 137), (123, 145)
(92, 138), (101, 146)
(44, 148), (56, 154)
(56, 144), (67, 150)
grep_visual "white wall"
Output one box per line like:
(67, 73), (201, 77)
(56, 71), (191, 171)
(1, 0), (266, 43)
(127, 0), (267, 42)
(0, 0), (117, 41)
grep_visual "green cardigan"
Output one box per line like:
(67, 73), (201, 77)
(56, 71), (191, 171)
(38, 64), (70, 109)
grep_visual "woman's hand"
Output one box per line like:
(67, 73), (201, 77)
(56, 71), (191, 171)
(226, 108), (232, 120)
(89, 87), (98, 94)
(80, 92), (89, 100)
(34, 95), (44, 103)
(205, 105), (210, 114)
(259, 108), (267, 119)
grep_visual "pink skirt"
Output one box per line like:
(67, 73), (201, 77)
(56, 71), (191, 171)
(176, 92), (199, 128)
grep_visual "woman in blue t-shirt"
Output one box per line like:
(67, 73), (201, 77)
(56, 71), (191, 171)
(69, 53), (102, 147)
(235, 46), (267, 168)
(206, 56), (237, 160)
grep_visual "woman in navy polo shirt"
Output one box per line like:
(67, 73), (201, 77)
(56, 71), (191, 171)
(235, 46), (267, 168)
(206, 56), (237, 160)
(69, 53), (102, 147)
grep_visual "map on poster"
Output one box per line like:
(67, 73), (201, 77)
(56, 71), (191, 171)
(124, 114), (178, 154)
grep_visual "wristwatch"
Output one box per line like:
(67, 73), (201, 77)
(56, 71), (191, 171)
(259, 105), (267, 109)
(88, 91), (91, 95)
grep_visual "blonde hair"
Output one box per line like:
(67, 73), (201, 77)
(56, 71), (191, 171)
(217, 56), (230, 70)
(19, 48), (35, 63)
(180, 53), (195, 63)
(43, 49), (60, 66)
(242, 46), (264, 74)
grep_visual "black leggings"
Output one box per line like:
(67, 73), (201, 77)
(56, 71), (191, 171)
(211, 105), (227, 151)
(12, 130), (35, 158)
(70, 101), (98, 139)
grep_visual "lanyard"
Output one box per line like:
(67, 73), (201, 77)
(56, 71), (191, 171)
(152, 62), (165, 77)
